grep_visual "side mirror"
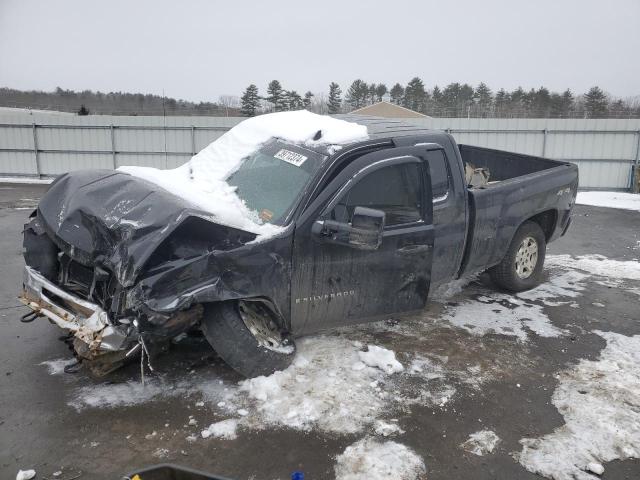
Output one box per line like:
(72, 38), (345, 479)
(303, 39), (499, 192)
(313, 206), (385, 250)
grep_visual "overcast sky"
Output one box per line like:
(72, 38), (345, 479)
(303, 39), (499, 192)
(1, 0), (639, 101)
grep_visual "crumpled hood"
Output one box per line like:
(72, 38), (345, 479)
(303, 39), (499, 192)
(38, 169), (256, 287)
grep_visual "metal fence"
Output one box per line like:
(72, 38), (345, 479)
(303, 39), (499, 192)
(1, 111), (639, 190)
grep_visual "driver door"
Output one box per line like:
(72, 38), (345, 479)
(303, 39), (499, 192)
(290, 146), (435, 335)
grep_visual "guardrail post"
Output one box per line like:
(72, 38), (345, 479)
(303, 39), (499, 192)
(110, 124), (116, 169)
(541, 129), (548, 157)
(191, 126), (196, 155)
(31, 122), (41, 177)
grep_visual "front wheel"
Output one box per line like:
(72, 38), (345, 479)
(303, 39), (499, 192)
(488, 221), (546, 292)
(201, 300), (295, 378)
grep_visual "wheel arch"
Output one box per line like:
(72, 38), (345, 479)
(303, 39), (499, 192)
(525, 209), (558, 242)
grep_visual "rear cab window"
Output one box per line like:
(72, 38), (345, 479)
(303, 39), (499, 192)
(426, 149), (451, 202)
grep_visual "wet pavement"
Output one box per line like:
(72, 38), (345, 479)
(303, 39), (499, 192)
(0, 182), (639, 480)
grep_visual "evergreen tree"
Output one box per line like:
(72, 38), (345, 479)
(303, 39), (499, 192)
(560, 89), (574, 117)
(510, 87), (527, 116)
(77, 104), (89, 115)
(533, 87), (551, 117)
(403, 77), (428, 113)
(494, 88), (509, 116)
(459, 84), (475, 116)
(441, 83), (461, 115)
(473, 82), (493, 115)
(303, 91), (314, 109)
(375, 84), (388, 102)
(266, 80), (285, 111)
(368, 84), (377, 105)
(240, 84), (260, 117)
(285, 90), (303, 110)
(328, 82), (342, 114)
(584, 86), (608, 118)
(389, 83), (404, 105)
(346, 79), (369, 109)
(431, 85), (443, 113)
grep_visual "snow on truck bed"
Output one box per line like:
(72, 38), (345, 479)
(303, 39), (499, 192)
(118, 111), (368, 237)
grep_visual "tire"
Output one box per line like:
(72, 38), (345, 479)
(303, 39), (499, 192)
(201, 300), (296, 378)
(488, 221), (546, 292)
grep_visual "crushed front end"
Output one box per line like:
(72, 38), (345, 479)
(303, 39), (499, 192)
(17, 170), (250, 376)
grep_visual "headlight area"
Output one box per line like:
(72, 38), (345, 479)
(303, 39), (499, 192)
(19, 265), (204, 376)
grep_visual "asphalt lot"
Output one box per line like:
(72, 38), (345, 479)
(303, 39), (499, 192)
(0, 182), (639, 480)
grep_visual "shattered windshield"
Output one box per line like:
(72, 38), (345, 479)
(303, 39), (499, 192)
(226, 139), (327, 225)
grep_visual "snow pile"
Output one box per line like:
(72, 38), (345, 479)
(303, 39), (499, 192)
(118, 111), (367, 236)
(334, 437), (426, 480)
(201, 419), (239, 440)
(576, 191), (640, 212)
(547, 254), (640, 282)
(517, 331), (640, 480)
(460, 430), (501, 456)
(357, 345), (404, 374)
(238, 338), (402, 434)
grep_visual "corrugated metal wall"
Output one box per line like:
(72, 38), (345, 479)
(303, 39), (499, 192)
(1, 111), (639, 189)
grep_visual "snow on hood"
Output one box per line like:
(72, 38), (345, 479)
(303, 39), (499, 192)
(118, 111), (368, 237)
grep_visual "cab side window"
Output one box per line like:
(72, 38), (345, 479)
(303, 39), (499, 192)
(331, 163), (423, 226)
(427, 150), (450, 201)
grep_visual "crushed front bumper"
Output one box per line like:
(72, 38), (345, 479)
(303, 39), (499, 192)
(19, 265), (129, 353)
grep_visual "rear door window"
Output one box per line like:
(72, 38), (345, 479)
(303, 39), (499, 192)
(426, 150), (450, 201)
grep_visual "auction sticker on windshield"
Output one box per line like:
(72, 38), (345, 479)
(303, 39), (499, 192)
(274, 149), (308, 167)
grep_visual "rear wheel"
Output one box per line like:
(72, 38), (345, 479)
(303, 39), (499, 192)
(488, 221), (546, 292)
(201, 300), (295, 378)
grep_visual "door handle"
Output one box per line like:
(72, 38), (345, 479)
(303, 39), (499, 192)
(398, 244), (432, 254)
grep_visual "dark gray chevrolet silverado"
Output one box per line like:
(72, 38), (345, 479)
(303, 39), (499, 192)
(20, 115), (579, 377)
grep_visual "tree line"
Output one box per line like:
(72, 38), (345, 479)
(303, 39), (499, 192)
(0, 87), (237, 116)
(2, 83), (638, 119)
(240, 79), (640, 119)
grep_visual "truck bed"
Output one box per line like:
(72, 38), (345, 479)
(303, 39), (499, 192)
(457, 145), (578, 277)
(459, 144), (568, 184)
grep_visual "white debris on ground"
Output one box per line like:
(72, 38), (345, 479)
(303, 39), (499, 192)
(152, 447), (170, 458)
(517, 331), (640, 480)
(443, 292), (566, 342)
(357, 345), (404, 374)
(118, 111), (368, 237)
(201, 419), (239, 440)
(69, 378), (187, 410)
(576, 191), (640, 212)
(334, 437), (426, 480)
(373, 420), (405, 437)
(460, 430), (501, 456)
(15, 470), (36, 480)
(39, 358), (77, 375)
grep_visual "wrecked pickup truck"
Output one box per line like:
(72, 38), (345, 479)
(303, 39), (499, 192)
(20, 112), (578, 378)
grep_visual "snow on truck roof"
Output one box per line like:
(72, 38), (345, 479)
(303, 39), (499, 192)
(118, 111), (370, 237)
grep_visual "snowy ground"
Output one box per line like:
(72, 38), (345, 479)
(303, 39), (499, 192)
(1, 185), (640, 480)
(576, 191), (640, 212)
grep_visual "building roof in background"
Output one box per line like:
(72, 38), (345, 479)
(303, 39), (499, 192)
(350, 101), (430, 118)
